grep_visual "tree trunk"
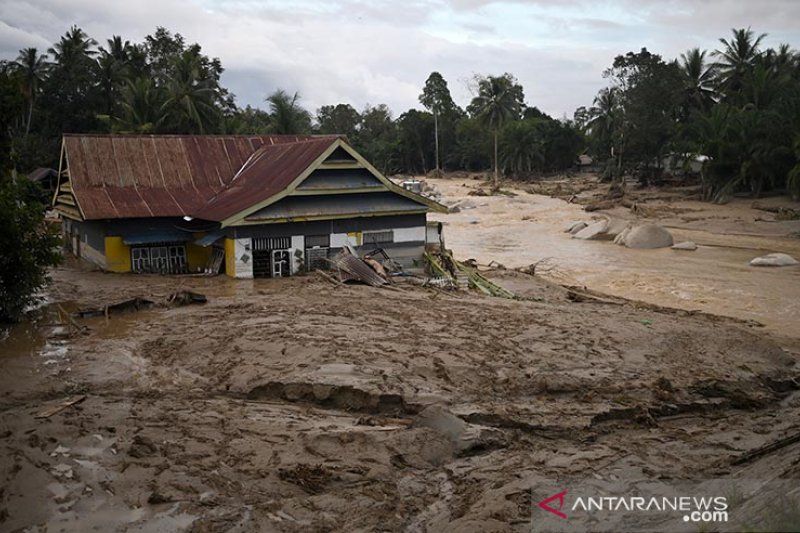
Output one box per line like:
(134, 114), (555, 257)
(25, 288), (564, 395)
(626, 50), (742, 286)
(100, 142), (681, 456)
(25, 99), (33, 137)
(433, 110), (440, 176)
(493, 129), (498, 188)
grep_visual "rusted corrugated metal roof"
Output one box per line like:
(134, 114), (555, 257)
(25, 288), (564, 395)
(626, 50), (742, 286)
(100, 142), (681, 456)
(63, 134), (329, 220)
(196, 137), (338, 222)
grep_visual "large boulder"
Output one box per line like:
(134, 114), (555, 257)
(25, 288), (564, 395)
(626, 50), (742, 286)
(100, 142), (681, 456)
(613, 227), (631, 246)
(623, 224), (674, 249)
(565, 221), (588, 234)
(573, 219), (609, 240)
(749, 253), (799, 267)
(604, 218), (631, 238)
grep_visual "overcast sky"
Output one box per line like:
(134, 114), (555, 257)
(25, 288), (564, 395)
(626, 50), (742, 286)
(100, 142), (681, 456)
(2, 0), (799, 120)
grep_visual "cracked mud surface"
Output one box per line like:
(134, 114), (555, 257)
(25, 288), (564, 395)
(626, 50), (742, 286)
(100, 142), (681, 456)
(1, 265), (799, 532)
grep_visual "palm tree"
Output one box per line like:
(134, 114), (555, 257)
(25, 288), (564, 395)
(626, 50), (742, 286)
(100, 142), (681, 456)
(48, 26), (97, 68)
(712, 27), (767, 99)
(100, 36), (133, 62)
(471, 75), (522, 187)
(500, 121), (544, 176)
(161, 50), (219, 133)
(679, 48), (716, 113)
(99, 77), (167, 133)
(586, 87), (623, 178)
(11, 48), (49, 135)
(266, 89), (311, 134)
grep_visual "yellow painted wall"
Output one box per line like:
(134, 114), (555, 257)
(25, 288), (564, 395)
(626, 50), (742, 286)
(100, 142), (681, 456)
(186, 234), (212, 273)
(104, 236), (131, 273)
(347, 231), (362, 246)
(224, 238), (235, 278)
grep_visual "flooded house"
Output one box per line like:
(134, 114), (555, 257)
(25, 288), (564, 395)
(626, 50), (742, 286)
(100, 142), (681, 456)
(52, 134), (446, 278)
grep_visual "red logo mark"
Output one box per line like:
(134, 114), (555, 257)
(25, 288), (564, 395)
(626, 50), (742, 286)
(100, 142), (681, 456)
(539, 490), (568, 519)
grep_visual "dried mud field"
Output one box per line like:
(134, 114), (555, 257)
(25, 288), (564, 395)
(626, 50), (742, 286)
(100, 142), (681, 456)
(1, 261), (800, 531)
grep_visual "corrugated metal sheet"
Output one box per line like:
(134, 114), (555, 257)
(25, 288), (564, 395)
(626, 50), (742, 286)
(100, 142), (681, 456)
(64, 134), (329, 220)
(331, 250), (388, 287)
(196, 137), (338, 222)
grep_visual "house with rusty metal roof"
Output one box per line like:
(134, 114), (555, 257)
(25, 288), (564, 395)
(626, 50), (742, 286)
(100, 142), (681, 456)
(52, 134), (446, 278)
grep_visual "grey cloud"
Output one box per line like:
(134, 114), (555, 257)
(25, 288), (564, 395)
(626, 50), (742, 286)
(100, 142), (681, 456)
(0, 0), (798, 119)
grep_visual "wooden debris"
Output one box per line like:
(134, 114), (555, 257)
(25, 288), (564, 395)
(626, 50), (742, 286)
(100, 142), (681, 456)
(57, 304), (88, 336)
(731, 430), (800, 466)
(424, 250), (516, 299)
(315, 269), (343, 287)
(35, 395), (86, 419)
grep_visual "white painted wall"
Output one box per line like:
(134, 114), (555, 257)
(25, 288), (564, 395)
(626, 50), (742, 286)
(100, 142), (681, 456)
(393, 226), (425, 243)
(330, 232), (360, 248)
(234, 238), (253, 279)
(426, 222), (442, 245)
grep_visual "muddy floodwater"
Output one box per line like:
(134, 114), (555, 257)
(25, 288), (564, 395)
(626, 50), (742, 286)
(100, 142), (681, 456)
(428, 178), (800, 344)
(1, 179), (800, 531)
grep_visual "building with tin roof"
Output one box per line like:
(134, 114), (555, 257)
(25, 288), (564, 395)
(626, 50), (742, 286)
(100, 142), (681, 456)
(52, 134), (445, 278)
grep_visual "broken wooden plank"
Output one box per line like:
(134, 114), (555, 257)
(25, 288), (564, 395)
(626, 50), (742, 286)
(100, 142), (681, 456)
(35, 395), (86, 419)
(731, 430), (800, 466)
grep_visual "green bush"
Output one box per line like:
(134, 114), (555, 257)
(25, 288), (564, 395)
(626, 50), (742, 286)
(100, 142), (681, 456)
(0, 177), (62, 322)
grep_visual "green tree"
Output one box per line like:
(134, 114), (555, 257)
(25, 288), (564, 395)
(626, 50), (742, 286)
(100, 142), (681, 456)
(43, 26), (98, 134)
(396, 109), (434, 173)
(162, 50), (220, 133)
(99, 77), (167, 133)
(602, 49), (684, 182)
(10, 48), (49, 136)
(679, 48), (717, 115)
(354, 104), (397, 173)
(419, 72), (457, 176)
(499, 119), (543, 177)
(469, 73), (524, 186)
(0, 177), (62, 323)
(265, 89), (311, 134)
(586, 87), (623, 176)
(713, 27), (766, 101)
(316, 103), (360, 137)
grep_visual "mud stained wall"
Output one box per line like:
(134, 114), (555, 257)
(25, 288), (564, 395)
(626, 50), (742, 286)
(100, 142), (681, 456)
(62, 219), (108, 270)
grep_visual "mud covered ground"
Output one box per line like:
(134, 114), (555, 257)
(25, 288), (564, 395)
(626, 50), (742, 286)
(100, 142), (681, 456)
(1, 261), (799, 531)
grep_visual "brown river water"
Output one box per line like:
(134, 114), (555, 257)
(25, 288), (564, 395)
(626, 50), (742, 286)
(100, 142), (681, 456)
(428, 178), (800, 344)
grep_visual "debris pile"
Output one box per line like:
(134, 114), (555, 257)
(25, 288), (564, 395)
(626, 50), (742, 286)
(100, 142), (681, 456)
(424, 250), (515, 299)
(74, 291), (207, 318)
(329, 250), (389, 287)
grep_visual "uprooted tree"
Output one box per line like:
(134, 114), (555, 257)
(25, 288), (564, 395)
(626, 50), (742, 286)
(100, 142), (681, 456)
(0, 176), (62, 322)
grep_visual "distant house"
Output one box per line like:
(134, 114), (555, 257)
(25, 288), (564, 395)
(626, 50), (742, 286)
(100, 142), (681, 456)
(28, 167), (59, 196)
(52, 134), (446, 278)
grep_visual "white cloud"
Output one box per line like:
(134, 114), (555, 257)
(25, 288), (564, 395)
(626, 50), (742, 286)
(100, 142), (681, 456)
(1, 0), (798, 119)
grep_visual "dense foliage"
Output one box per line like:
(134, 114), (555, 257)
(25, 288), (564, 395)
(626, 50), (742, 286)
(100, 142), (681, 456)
(581, 28), (800, 201)
(0, 26), (583, 181)
(0, 178), (62, 323)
